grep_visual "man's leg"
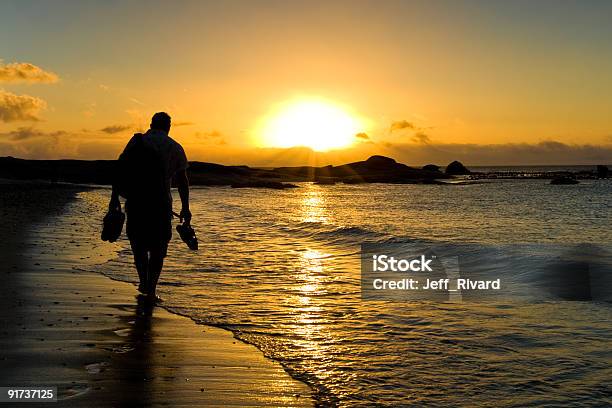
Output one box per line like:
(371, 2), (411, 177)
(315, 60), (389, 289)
(146, 241), (168, 297)
(129, 240), (149, 293)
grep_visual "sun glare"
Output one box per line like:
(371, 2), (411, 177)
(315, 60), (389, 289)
(261, 99), (362, 151)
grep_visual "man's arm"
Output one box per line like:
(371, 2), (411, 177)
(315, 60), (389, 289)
(176, 169), (191, 224)
(109, 186), (120, 211)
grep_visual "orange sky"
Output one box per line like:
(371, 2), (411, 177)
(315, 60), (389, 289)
(1, 0), (611, 165)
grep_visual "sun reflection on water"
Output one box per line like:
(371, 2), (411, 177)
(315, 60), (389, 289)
(300, 186), (328, 224)
(284, 248), (333, 376)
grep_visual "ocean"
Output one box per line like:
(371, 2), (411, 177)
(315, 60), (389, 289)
(56, 174), (611, 406)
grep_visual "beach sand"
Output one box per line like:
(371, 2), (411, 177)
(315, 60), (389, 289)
(0, 183), (312, 407)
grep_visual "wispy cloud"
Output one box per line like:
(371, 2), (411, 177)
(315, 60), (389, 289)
(173, 121), (195, 127)
(0, 126), (66, 141)
(0, 127), (123, 160)
(100, 124), (133, 134)
(387, 119), (433, 144)
(411, 131), (430, 144)
(195, 130), (223, 139)
(0, 61), (59, 84)
(0, 89), (47, 122)
(2, 134), (611, 165)
(129, 97), (145, 106)
(355, 132), (369, 140)
(389, 120), (415, 132)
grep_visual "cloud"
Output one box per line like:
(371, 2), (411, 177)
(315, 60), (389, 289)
(387, 119), (433, 143)
(195, 130), (223, 139)
(0, 128), (124, 160)
(129, 97), (145, 106)
(173, 121), (194, 127)
(194, 140), (610, 167)
(0, 137), (76, 159)
(2, 124), (610, 166)
(538, 140), (568, 150)
(411, 131), (430, 144)
(0, 89), (47, 122)
(100, 124), (133, 134)
(0, 126), (66, 141)
(0, 61), (59, 84)
(0, 127), (76, 159)
(243, 141), (612, 166)
(383, 141), (612, 166)
(389, 120), (415, 132)
(355, 132), (369, 140)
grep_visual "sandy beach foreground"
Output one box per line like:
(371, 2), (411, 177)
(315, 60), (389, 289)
(0, 183), (312, 407)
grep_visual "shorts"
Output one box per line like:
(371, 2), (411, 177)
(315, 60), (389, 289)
(125, 200), (172, 251)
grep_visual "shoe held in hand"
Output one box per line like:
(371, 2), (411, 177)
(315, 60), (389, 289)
(176, 222), (198, 250)
(101, 208), (125, 243)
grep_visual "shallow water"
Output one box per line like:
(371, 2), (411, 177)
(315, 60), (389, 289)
(68, 179), (611, 406)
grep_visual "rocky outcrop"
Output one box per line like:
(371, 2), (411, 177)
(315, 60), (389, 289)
(0, 155), (449, 187)
(597, 165), (609, 179)
(422, 164), (440, 172)
(275, 155), (449, 183)
(313, 177), (337, 185)
(231, 181), (298, 189)
(550, 176), (579, 185)
(445, 160), (471, 175)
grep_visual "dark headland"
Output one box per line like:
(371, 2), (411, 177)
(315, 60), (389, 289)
(0, 155), (446, 188)
(0, 155), (608, 189)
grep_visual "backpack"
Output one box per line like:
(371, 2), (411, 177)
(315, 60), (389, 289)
(114, 133), (167, 207)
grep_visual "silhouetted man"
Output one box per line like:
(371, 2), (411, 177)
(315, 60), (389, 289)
(109, 112), (191, 299)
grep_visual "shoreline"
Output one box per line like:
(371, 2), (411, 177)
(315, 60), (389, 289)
(0, 183), (313, 406)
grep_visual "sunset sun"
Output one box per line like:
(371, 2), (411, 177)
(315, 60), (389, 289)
(261, 99), (363, 151)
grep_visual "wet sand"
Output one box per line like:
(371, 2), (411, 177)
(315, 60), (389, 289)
(0, 183), (312, 407)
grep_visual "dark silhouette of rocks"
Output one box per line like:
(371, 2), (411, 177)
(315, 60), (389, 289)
(230, 181), (298, 189)
(597, 165), (609, 179)
(342, 177), (366, 184)
(422, 164), (440, 172)
(445, 160), (471, 175)
(274, 155), (447, 183)
(0, 156), (282, 187)
(551, 176), (579, 185)
(313, 177), (337, 185)
(0, 155), (445, 187)
(4, 155), (603, 187)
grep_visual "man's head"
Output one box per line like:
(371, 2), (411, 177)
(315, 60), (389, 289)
(151, 112), (171, 133)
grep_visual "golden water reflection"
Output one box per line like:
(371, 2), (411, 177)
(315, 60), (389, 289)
(285, 248), (332, 375)
(290, 188), (341, 378)
(300, 186), (328, 224)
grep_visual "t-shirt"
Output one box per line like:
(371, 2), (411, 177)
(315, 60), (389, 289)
(120, 128), (188, 207)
